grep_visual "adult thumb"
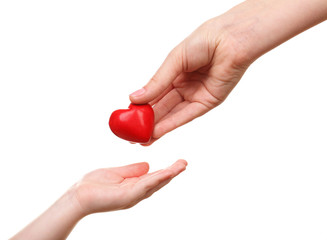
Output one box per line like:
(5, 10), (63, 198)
(129, 45), (183, 104)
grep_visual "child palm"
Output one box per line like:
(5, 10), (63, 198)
(73, 160), (187, 215)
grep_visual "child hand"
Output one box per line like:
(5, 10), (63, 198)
(73, 159), (187, 216)
(11, 160), (187, 240)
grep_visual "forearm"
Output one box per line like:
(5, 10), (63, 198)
(219, 0), (327, 63)
(11, 188), (83, 240)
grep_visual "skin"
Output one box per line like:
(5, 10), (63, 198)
(10, 0), (327, 238)
(11, 160), (187, 240)
(130, 0), (327, 145)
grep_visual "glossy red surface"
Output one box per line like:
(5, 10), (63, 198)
(109, 104), (154, 143)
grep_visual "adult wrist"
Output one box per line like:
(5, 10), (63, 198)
(218, 0), (327, 67)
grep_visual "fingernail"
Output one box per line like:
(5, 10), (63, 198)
(130, 88), (145, 97)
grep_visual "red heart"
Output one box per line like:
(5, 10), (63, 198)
(109, 104), (154, 143)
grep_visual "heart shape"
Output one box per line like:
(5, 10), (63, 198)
(109, 104), (154, 143)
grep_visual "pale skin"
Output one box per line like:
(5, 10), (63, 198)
(130, 0), (327, 145)
(11, 160), (188, 240)
(11, 0), (327, 238)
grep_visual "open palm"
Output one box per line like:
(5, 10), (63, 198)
(73, 160), (187, 216)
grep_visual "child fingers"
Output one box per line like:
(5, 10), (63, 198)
(134, 160), (187, 197)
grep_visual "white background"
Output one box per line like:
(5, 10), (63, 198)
(0, 0), (326, 239)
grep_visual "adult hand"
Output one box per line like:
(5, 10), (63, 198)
(130, 17), (249, 145)
(130, 0), (327, 145)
